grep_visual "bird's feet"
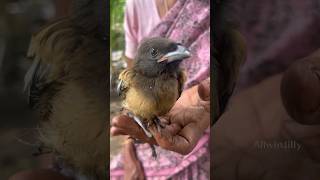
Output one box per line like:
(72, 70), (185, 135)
(127, 136), (143, 144)
(152, 116), (166, 132)
(127, 112), (153, 138)
(149, 144), (157, 159)
(128, 136), (157, 159)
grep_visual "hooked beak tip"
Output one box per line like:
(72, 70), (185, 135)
(157, 45), (191, 63)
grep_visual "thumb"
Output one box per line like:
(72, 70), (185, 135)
(149, 123), (181, 148)
(198, 78), (210, 101)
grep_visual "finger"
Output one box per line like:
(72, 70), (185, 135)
(281, 59), (320, 125)
(151, 117), (202, 155)
(111, 115), (134, 127)
(175, 122), (202, 153)
(168, 107), (199, 127)
(198, 78), (210, 101)
(112, 115), (158, 144)
(110, 126), (128, 136)
(159, 117), (170, 125)
(150, 123), (195, 154)
(139, 173), (145, 180)
(137, 163), (146, 180)
(149, 123), (181, 137)
(164, 123), (181, 134)
(122, 141), (146, 180)
(112, 115), (144, 136)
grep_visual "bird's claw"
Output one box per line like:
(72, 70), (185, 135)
(153, 116), (165, 132)
(127, 112), (153, 138)
(149, 144), (157, 159)
(128, 136), (143, 144)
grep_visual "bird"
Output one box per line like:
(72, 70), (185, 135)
(117, 37), (191, 157)
(24, 0), (107, 179)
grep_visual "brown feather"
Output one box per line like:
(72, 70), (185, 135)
(119, 68), (182, 121)
(25, 16), (107, 178)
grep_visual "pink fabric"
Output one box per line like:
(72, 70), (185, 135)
(124, 0), (162, 59)
(149, 0), (210, 88)
(233, 0), (320, 89)
(111, 129), (210, 180)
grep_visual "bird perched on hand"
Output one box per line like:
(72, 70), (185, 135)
(24, 0), (107, 179)
(117, 37), (191, 157)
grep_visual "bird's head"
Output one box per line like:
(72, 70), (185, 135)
(134, 37), (191, 77)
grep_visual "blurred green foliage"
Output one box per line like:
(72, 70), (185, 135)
(110, 0), (126, 52)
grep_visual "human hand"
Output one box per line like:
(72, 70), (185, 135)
(111, 78), (210, 155)
(123, 139), (145, 180)
(281, 49), (320, 125)
(212, 68), (320, 180)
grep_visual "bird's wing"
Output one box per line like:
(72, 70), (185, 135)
(24, 18), (85, 108)
(116, 79), (126, 98)
(177, 70), (187, 98)
(24, 57), (52, 108)
(24, 19), (68, 108)
(117, 69), (135, 99)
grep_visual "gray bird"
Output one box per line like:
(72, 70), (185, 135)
(117, 37), (191, 157)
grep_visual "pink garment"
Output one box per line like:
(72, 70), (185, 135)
(233, 0), (320, 89)
(111, 129), (210, 180)
(149, 0), (210, 88)
(124, 0), (162, 59)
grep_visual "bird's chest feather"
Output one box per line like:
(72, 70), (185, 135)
(124, 74), (179, 119)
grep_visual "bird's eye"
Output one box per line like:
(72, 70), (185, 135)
(150, 48), (158, 58)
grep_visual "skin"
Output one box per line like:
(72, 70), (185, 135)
(123, 139), (146, 180)
(212, 50), (320, 180)
(281, 49), (320, 125)
(212, 74), (320, 180)
(155, 0), (177, 19)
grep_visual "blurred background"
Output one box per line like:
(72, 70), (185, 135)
(0, 0), (127, 178)
(109, 0), (127, 161)
(110, 0), (126, 92)
(0, 0), (70, 179)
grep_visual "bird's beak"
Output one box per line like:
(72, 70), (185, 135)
(157, 45), (191, 63)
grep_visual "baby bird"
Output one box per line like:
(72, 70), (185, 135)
(117, 37), (191, 157)
(24, 0), (107, 179)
